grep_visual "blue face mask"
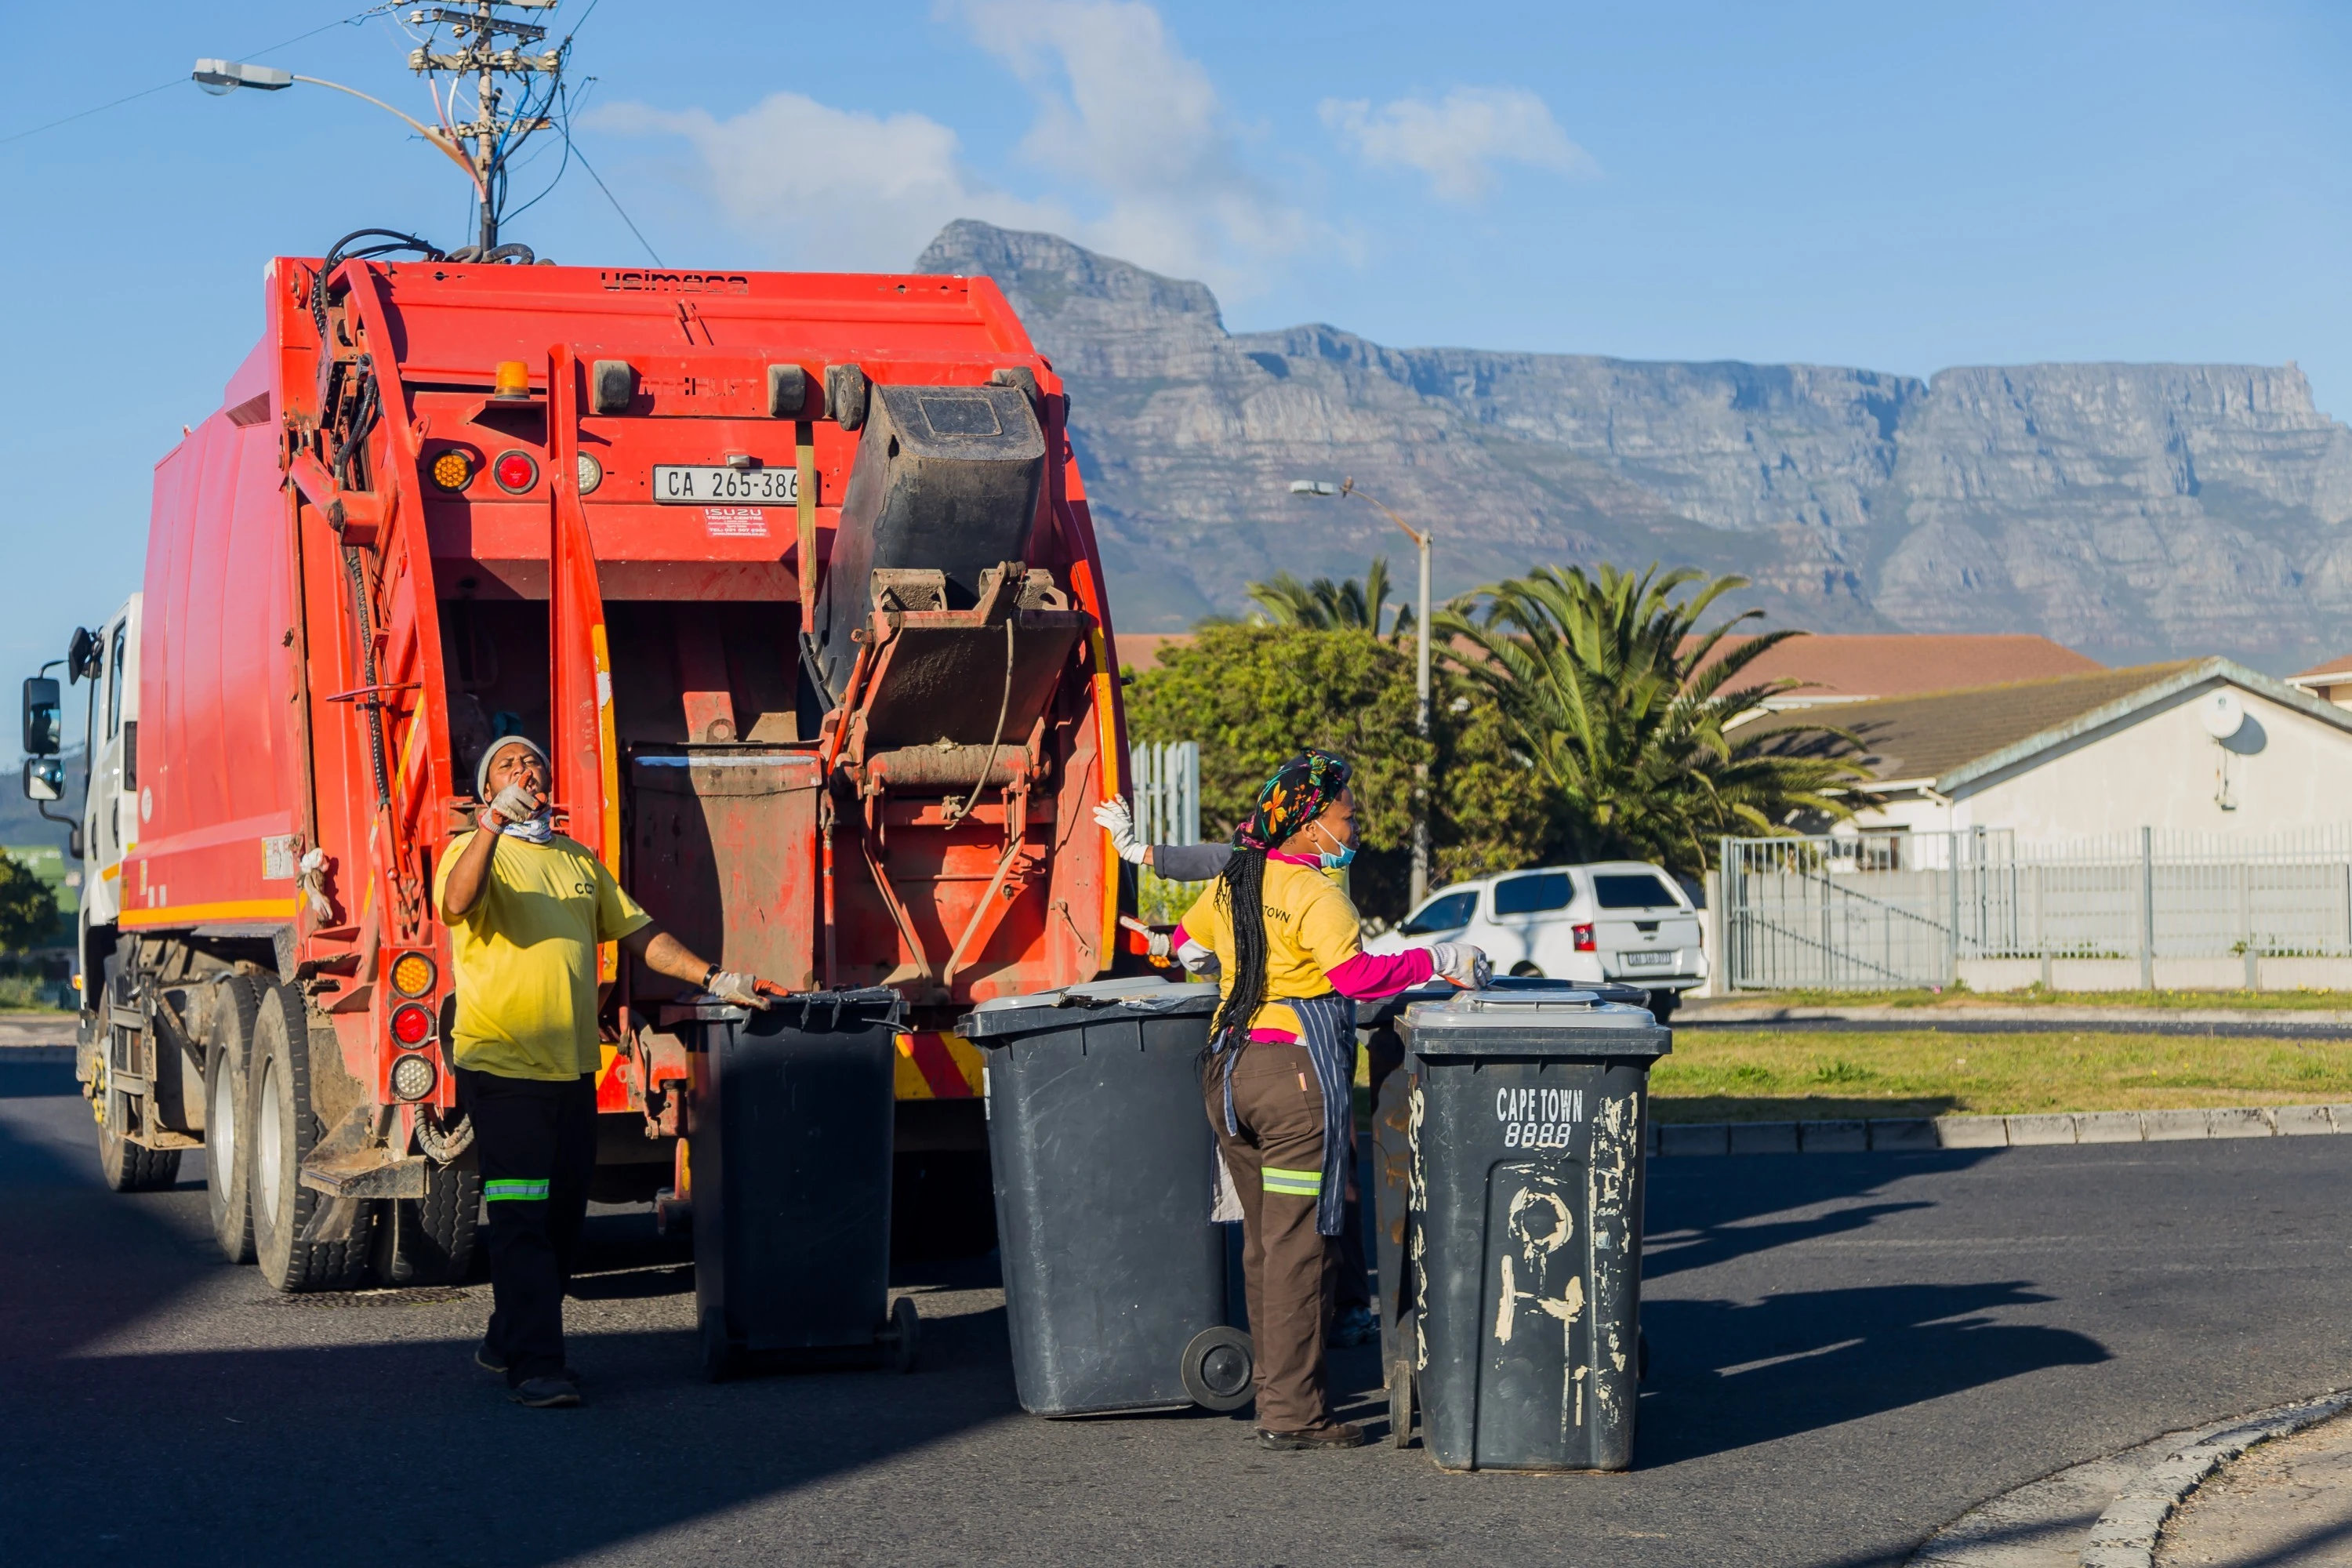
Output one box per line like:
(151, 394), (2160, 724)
(1312, 821), (1356, 871)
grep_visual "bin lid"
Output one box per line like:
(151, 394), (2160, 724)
(956, 975), (1221, 1040)
(1399, 988), (1671, 1059)
(1360, 974), (1652, 1029)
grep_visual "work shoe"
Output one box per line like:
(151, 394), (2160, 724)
(509, 1374), (582, 1409)
(1326, 1305), (1377, 1348)
(474, 1339), (507, 1374)
(1254, 1423), (1364, 1451)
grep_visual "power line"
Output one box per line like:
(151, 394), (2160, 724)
(568, 136), (663, 267)
(0, 3), (401, 149)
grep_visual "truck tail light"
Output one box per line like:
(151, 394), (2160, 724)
(1573, 922), (1595, 953)
(428, 449), (475, 492)
(492, 450), (539, 492)
(390, 1053), (437, 1102)
(390, 952), (436, 997)
(390, 1002), (434, 1047)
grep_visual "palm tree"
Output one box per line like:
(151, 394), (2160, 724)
(1246, 557), (1416, 640)
(1434, 562), (1872, 877)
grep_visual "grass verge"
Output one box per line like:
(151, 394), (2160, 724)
(0, 974), (67, 1013)
(1711, 985), (2352, 1011)
(1650, 1028), (2352, 1123)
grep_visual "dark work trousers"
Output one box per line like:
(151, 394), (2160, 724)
(456, 1067), (598, 1385)
(1205, 1041), (1334, 1434)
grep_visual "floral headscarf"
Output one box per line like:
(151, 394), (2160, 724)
(1232, 749), (1353, 851)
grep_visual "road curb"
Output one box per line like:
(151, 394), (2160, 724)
(1648, 1103), (2352, 1156)
(1682, 1003), (2352, 1030)
(2078, 1391), (2352, 1567)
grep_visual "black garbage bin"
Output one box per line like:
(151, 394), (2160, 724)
(678, 988), (915, 1381)
(959, 976), (1254, 1417)
(1393, 985), (1669, 1472)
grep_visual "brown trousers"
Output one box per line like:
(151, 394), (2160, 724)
(1205, 1041), (1334, 1433)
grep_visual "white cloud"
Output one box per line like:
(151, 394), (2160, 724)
(583, 94), (1070, 273)
(587, 2), (1321, 295)
(1321, 87), (1597, 202)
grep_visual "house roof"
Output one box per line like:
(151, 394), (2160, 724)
(1115, 633), (1194, 673)
(2288, 652), (2352, 687)
(1697, 633), (2102, 702)
(1749, 657), (2352, 793)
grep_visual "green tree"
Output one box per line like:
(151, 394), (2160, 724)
(1436, 562), (1871, 879)
(1244, 557), (1416, 640)
(0, 854), (59, 953)
(1124, 623), (1548, 917)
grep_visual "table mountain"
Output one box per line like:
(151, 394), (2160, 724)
(916, 220), (2352, 669)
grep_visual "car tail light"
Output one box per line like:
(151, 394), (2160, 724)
(1573, 922), (1595, 953)
(492, 449), (539, 492)
(390, 1053), (437, 1102)
(428, 449), (475, 492)
(390, 952), (436, 997)
(390, 1002), (434, 1047)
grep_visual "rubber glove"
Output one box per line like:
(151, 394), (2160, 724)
(1091, 797), (1149, 866)
(1428, 942), (1493, 989)
(709, 971), (775, 1010)
(1177, 939), (1221, 980)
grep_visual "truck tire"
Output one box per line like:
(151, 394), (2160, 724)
(373, 1147), (481, 1287)
(96, 1120), (181, 1192)
(204, 978), (262, 1264)
(249, 982), (372, 1292)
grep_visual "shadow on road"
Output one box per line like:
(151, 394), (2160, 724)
(1639, 1279), (2110, 1465)
(1642, 1149), (1995, 1279)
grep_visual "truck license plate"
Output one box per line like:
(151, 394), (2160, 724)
(1619, 950), (1671, 968)
(651, 465), (797, 505)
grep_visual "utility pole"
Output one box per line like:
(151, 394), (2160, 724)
(405, 2), (565, 252)
(1287, 477), (1435, 906)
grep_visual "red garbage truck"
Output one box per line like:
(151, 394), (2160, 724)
(18, 240), (1134, 1289)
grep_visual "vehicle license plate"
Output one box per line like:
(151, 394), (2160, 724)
(651, 465), (797, 505)
(1619, 949), (1672, 968)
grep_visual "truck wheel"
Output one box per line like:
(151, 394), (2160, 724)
(97, 1120), (181, 1192)
(1645, 990), (1679, 1025)
(249, 983), (372, 1292)
(1509, 962), (1544, 978)
(205, 978), (261, 1263)
(373, 1148), (481, 1287)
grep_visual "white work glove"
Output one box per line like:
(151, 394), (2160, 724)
(1143, 927), (1174, 960)
(488, 782), (545, 827)
(708, 971), (775, 1010)
(1428, 942), (1492, 990)
(1091, 797), (1149, 866)
(1177, 938), (1221, 981)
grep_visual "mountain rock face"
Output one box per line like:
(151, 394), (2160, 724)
(916, 220), (2352, 667)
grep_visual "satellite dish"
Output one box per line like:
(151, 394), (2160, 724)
(2200, 688), (2247, 740)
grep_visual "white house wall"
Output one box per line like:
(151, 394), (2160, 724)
(1944, 682), (2352, 840)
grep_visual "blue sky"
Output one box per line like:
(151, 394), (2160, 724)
(1, 0), (2346, 699)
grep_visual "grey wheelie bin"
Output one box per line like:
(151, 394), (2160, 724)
(677, 988), (917, 1381)
(1392, 985), (1669, 1471)
(959, 976), (1254, 1417)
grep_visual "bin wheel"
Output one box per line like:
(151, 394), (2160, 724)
(1388, 1359), (1414, 1448)
(1181, 1326), (1254, 1412)
(882, 1296), (920, 1374)
(699, 1308), (739, 1383)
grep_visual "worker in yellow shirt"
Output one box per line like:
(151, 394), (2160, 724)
(1174, 750), (1488, 1449)
(436, 735), (776, 1407)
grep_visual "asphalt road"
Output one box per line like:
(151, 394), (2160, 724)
(6, 1052), (2351, 1568)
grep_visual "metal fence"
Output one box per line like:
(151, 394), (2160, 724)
(1720, 827), (2352, 990)
(1128, 741), (1200, 848)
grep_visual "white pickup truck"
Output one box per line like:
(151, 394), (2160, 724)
(1364, 860), (1707, 1020)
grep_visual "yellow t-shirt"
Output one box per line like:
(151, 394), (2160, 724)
(1180, 857), (1364, 1039)
(433, 829), (652, 1081)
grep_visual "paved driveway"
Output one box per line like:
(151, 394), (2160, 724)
(4, 1052), (2348, 1567)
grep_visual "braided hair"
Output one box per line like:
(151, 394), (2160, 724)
(1209, 750), (1353, 1045)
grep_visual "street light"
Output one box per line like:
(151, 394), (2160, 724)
(1290, 476), (1433, 907)
(192, 58), (490, 216)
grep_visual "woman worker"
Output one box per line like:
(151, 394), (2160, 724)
(1166, 750), (1488, 1450)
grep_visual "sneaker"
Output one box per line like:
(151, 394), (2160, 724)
(1326, 1305), (1378, 1348)
(1254, 1423), (1365, 1451)
(475, 1339), (507, 1374)
(509, 1374), (582, 1408)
